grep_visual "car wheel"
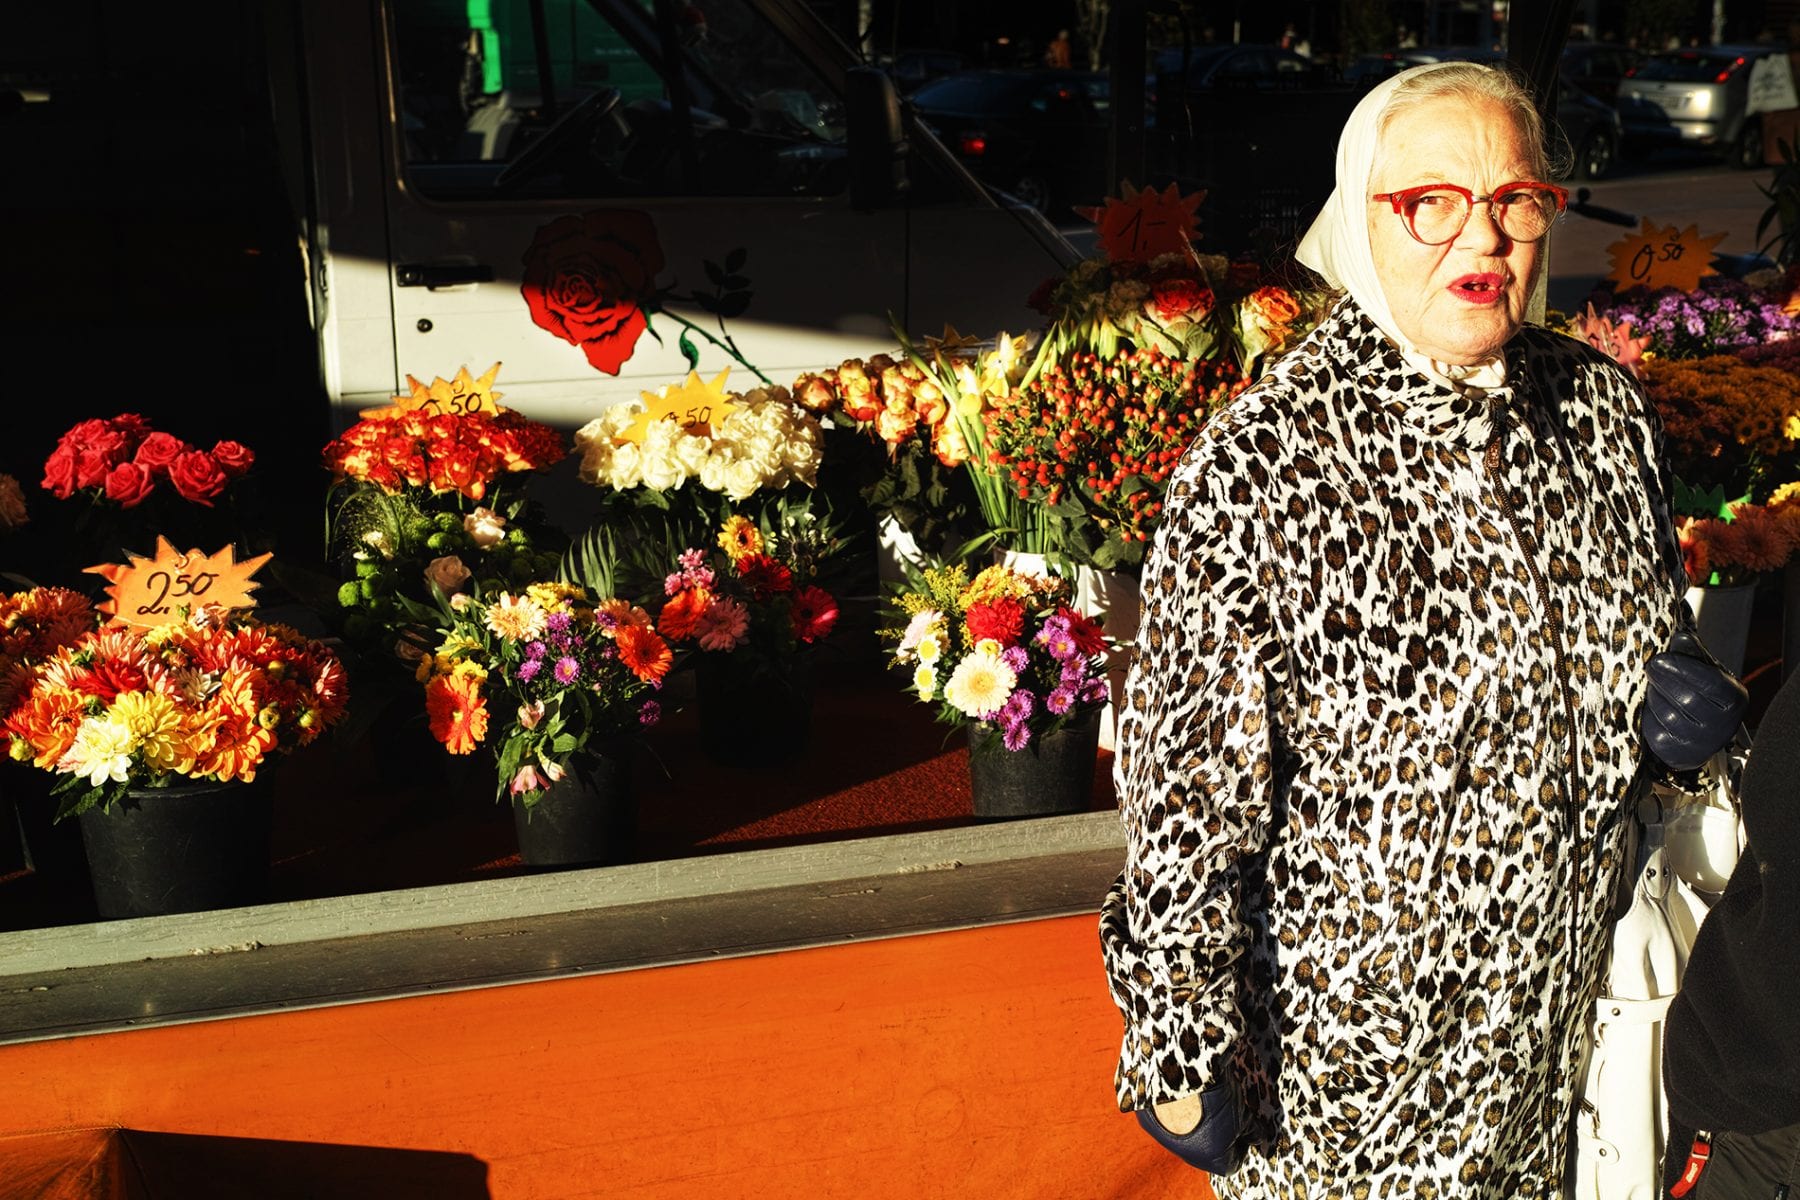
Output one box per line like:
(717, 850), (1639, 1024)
(1734, 119), (1765, 169)
(1009, 173), (1052, 214)
(1574, 128), (1617, 180)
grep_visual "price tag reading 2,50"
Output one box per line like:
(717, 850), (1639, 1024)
(86, 538), (273, 629)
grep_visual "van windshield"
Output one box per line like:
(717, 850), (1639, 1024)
(394, 0), (848, 199)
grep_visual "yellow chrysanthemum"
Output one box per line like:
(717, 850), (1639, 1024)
(913, 664), (938, 700)
(485, 593), (547, 642)
(110, 691), (197, 776)
(718, 515), (763, 562)
(525, 581), (585, 610)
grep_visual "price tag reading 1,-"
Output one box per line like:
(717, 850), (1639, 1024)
(86, 538), (274, 628)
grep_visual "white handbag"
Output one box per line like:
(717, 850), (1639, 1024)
(1654, 743), (1749, 896)
(1572, 836), (1712, 1200)
(1573, 740), (1749, 1200)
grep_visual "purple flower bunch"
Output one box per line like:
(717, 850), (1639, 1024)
(1597, 277), (1800, 360)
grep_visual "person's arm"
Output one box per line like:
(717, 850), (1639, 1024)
(1099, 430), (1287, 1153)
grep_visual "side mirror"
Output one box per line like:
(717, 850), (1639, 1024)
(846, 66), (908, 209)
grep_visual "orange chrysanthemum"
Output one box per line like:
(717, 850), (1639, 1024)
(615, 625), (673, 684)
(657, 587), (712, 641)
(2, 686), (86, 769)
(426, 671), (489, 754)
(597, 597), (653, 629)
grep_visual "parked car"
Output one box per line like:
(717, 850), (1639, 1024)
(909, 69), (1112, 216)
(875, 48), (972, 95)
(1341, 47), (1623, 179)
(1617, 44), (1786, 167)
(1153, 43), (1326, 90)
(1560, 41), (1642, 104)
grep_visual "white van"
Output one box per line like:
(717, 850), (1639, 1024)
(271, 0), (1078, 426)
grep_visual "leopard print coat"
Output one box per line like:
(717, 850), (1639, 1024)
(1100, 298), (1687, 1199)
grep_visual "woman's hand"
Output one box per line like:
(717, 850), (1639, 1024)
(1153, 1093), (1205, 1135)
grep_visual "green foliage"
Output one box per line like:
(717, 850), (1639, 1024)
(1757, 139), (1800, 268)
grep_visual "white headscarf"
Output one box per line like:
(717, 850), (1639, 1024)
(1296, 62), (1509, 392)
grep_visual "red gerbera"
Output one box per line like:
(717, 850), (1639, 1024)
(1058, 606), (1107, 657)
(964, 598), (1025, 647)
(735, 553), (794, 597)
(790, 586), (839, 644)
(657, 587), (712, 641)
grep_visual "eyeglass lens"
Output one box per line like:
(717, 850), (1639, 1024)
(1405, 188), (1558, 244)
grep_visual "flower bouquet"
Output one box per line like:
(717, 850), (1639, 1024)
(571, 371), (840, 600)
(1027, 184), (1330, 382)
(1645, 355), (1800, 535)
(888, 562), (1110, 815)
(789, 347), (980, 568)
(416, 581), (670, 825)
(2, 604), (349, 820)
(657, 509), (842, 763)
(37, 414), (258, 567)
(1588, 276), (1800, 361)
(322, 365), (568, 650)
(981, 344), (1246, 570)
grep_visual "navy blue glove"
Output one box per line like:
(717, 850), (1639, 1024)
(1134, 1078), (1243, 1173)
(1642, 629), (1747, 772)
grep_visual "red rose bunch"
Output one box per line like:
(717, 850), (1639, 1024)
(321, 409), (567, 502)
(983, 344), (1246, 561)
(40, 415), (255, 509)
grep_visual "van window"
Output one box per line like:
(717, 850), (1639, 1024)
(393, 0), (849, 200)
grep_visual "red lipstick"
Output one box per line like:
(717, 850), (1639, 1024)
(1448, 273), (1506, 305)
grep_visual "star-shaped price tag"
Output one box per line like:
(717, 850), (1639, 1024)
(620, 368), (739, 444)
(361, 363), (505, 420)
(1605, 220), (1727, 293)
(87, 538), (274, 628)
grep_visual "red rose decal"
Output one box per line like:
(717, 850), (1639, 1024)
(521, 209), (665, 375)
(1149, 278), (1215, 322)
(210, 440), (255, 478)
(169, 450), (228, 505)
(133, 431), (190, 478)
(103, 462), (155, 508)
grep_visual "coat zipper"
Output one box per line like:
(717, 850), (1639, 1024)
(1482, 393), (1588, 1184)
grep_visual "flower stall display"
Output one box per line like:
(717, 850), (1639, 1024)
(323, 364), (568, 651)
(415, 582), (671, 865)
(658, 509), (843, 764)
(1, 590), (349, 917)
(888, 562), (1110, 816)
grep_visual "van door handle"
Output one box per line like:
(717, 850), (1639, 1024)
(396, 263), (496, 288)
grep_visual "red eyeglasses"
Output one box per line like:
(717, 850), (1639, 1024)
(1371, 181), (1569, 245)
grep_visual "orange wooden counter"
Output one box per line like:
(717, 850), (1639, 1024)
(0, 913), (1211, 1199)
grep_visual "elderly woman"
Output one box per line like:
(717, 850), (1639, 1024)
(1100, 62), (1689, 1197)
